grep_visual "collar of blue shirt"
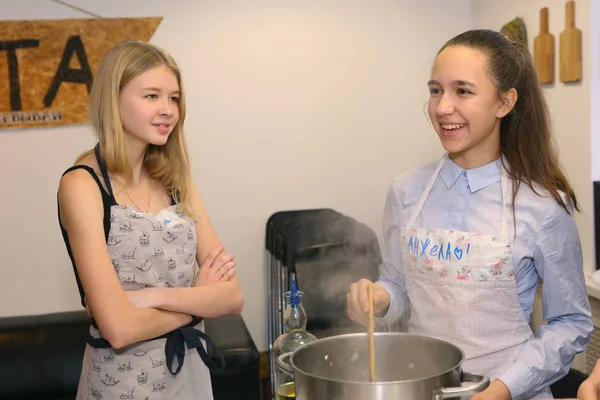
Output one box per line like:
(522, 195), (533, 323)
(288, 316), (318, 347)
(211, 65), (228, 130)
(439, 156), (503, 193)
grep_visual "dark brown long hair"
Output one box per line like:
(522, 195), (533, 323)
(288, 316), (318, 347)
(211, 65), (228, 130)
(438, 29), (579, 214)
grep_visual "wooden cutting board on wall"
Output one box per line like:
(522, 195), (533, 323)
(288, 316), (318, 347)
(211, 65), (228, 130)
(559, 0), (582, 83)
(534, 7), (554, 84)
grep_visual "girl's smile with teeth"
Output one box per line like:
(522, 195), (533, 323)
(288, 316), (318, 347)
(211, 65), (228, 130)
(441, 123), (466, 130)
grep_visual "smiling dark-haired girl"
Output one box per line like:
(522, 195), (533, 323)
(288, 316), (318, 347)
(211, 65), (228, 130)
(348, 29), (592, 400)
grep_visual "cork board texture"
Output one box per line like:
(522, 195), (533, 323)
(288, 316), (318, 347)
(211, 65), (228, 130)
(0, 17), (163, 130)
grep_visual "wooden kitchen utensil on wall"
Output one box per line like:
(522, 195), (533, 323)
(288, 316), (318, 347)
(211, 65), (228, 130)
(534, 8), (554, 84)
(501, 17), (528, 47)
(559, 0), (582, 83)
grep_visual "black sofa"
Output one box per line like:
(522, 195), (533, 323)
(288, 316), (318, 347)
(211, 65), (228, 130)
(0, 310), (260, 400)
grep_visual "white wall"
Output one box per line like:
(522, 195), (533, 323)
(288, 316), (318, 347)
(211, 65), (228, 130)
(0, 0), (474, 352)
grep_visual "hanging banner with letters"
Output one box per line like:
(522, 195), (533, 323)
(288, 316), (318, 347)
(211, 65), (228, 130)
(0, 17), (162, 130)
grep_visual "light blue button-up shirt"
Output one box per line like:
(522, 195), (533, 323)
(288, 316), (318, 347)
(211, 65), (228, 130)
(377, 157), (592, 400)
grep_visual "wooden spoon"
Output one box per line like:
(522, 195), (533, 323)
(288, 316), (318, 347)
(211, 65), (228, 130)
(367, 282), (375, 382)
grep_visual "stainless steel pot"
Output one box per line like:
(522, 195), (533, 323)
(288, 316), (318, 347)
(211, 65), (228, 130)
(277, 332), (489, 400)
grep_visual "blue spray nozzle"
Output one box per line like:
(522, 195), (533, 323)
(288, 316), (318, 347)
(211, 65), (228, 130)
(289, 279), (300, 306)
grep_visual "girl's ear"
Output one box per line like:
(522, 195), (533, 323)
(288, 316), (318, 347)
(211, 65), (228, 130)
(497, 88), (518, 118)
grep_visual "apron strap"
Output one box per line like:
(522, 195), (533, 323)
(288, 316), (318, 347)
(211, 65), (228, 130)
(500, 168), (509, 238)
(87, 335), (113, 348)
(94, 143), (116, 200)
(406, 155), (446, 229)
(165, 325), (226, 374)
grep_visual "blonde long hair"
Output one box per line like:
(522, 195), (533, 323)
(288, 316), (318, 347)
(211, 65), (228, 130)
(76, 40), (194, 215)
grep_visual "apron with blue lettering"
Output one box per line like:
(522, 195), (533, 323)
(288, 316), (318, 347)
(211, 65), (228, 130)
(401, 155), (552, 399)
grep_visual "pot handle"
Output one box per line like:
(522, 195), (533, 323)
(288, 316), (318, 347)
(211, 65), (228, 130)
(276, 352), (295, 377)
(433, 372), (490, 400)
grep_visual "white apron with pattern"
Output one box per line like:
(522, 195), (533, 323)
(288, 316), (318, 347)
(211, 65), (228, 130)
(76, 204), (213, 400)
(401, 155), (552, 399)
